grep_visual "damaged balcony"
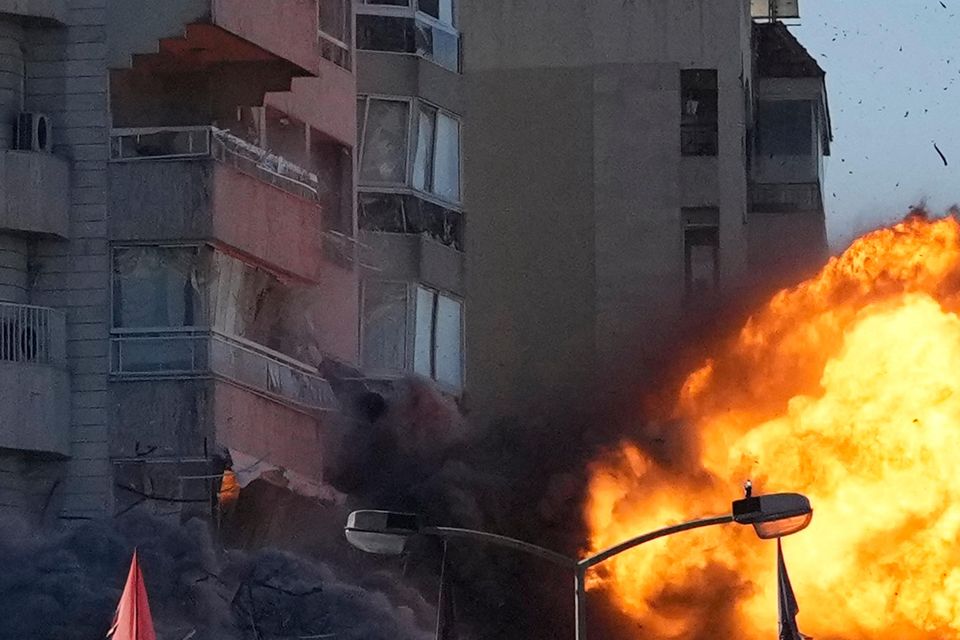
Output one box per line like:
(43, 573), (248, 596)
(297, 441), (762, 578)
(108, 125), (352, 281)
(0, 302), (68, 457)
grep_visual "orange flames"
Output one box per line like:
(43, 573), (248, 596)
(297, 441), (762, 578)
(585, 214), (960, 639)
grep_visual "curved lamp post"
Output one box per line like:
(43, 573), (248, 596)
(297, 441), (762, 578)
(345, 492), (812, 640)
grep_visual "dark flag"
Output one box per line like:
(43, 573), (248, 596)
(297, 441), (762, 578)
(778, 539), (810, 640)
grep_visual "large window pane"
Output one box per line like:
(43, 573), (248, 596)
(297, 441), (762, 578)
(438, 0), (454, 26)
(434, 112), (461, 201)
(413, 106), (437, 192)
(757, 100), (813, 156)
(414, 286), (434, 375)
(318, 0), (348, 41)
(113, 247), (200, 328)
(434, 294), (462, 388)
(360, 99), (409, 184)
(362, 281), (409, 372)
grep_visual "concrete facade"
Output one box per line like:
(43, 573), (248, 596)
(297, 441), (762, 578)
(461, 1), (830, 422)
(0, 0), (360, 525)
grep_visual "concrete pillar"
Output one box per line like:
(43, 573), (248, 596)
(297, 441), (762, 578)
(0, 17), (24, 151)
(0, 235), (28, 303)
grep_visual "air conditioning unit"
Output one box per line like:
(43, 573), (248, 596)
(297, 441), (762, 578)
(15, 112), (52, 152)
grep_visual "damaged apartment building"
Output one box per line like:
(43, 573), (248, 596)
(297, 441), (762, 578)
(0, 0), (827, 529)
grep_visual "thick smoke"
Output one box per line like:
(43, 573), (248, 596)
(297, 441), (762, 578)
(0, 512), (432, 640)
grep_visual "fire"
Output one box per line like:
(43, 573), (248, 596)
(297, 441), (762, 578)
(585, 214), (960, 639)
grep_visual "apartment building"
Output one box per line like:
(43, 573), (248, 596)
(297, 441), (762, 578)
(461, 0), (831, 422)
(354, 0), (466, 395)
(0, 0), (358, 524)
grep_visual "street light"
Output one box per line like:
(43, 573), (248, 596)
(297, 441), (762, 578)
(345, 492), (813, 640)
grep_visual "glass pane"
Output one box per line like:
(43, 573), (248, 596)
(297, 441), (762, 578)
(413, 106), (437, 192)
(757, 100), (813, 156)
(362, 281), (409, 372)
(357, 14), (416, 54)
(434, 294), (462, 388)
(427, 23), (459, 71)
(439, 0), (454, 25)
(360, 99), (409, 184)
(113, 247), (199, 328)
(433, 112), (460, 201)
(418, 0), (439, 18)
(119, 337), (198, 373)
(318, 0), (347, 40)
(414, 286), (434, 376)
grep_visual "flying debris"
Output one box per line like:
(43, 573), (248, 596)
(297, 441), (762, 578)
(935, 142), (949, 166)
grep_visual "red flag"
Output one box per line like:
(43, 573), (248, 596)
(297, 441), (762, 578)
(107, 550), (157, 640)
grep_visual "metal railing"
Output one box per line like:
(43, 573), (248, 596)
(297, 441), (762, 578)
(110, 328), (338, 412)
(0, 302), (65, 366)
(750, 182), (823, 213)
(109, 126), (321, 201)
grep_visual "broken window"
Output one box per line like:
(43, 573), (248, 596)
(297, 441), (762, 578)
(756, 100), (813, 157)
(318, 0), (352, 69)
(683, 209), (720, 296)
(413, 103), (461, 203)
(111, 245), (204, 372)
(358, 97), (410, 184)
(362, 280), (409, 373)
(414, 285), (463, 389)
(358, 192), (464, 250)
(681, 69), (719, 156)
(356, 0), (460, 72)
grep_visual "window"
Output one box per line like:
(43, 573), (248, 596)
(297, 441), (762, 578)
(358, 97), (410, 184)
(362, 281), (409, 373)
(684, 222), (720, 296)
(681, 69), (718, 156)
(113, 246), (201, 329)
(318, 0), (352, 69)
(414, 286), (463, 389)
(358, 192), (464, 250)
(413, 104), (461, 202)
(355, 0), (459, 72)
(112, 246), (204, 372)
(756, 100), (813, 157)
(358, 96), (463, 205)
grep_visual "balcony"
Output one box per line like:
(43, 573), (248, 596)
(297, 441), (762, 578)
(108, 0), (322, 76)
(0, 151), (69, 239)
(749, 182), (823, 214)
(110, 328), (338, 413)
(109, 126), (333, 281)
(0, 0), (67, 24)
(0, 302), (69, 456)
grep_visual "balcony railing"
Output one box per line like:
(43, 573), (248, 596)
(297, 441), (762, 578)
(0, 302), (66, 366)
(750, 182), (823, 213)
(109, 126), (321, 202)
(110, 328), (338, 412)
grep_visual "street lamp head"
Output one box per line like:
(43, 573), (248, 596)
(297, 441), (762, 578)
(731, 492), (812, 539)
(345, 510), (422, 555)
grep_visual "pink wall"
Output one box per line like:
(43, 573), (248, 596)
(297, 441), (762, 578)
(266, 68), (357, 147)
(212, 164), (325, 281)
(212, 0), (319, 74)
(214, 381), (325, 479)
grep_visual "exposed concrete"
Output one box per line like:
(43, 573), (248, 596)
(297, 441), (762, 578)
(266, 71), (357, 148)
(0, 151), (70, 238)
(0, 0), (68, 24)
(211, 0), (319, 74)
(462, 0), (756, 421)
(357, 51), (464, 115)
(0, 362), (69, 456)
(361, 231), (465, 297)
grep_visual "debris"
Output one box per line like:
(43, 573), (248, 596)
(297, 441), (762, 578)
(941, 1), (948, 8)
(935, 142), (949, 166)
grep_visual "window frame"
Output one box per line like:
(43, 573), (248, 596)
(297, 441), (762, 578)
(682, 222), (720, 298)
(357, 94), (463, 207)
(359, 279), (465, 391)
(318, 0), (354, 70)
(354, 0), (460, 72)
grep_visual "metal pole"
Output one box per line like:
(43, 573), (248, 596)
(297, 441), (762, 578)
(422, 526), (576, 569)
(435, 539), (448, 640)
(574, 566), (588, 640)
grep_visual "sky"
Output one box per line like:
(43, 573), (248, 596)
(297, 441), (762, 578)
(791, 0), (960, 250)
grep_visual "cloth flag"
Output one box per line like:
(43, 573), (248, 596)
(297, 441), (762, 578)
(107, 550), (157, 640)
(778, 539), (810, 640)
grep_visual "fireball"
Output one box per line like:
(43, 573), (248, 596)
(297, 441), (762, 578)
(585, 214), (960, 639)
